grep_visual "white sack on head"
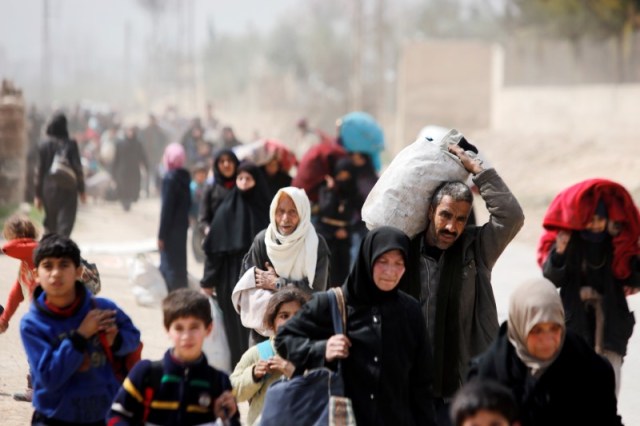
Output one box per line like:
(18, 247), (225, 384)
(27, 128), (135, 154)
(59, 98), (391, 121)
(362, 128), (473, 238)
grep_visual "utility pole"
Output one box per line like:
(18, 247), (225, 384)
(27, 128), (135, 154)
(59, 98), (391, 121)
(41, 0), (52, 105)
(124, 20), (132, 106)
(350, 0), (363, 111)
(375, 0), (386, 119)
(187, 0), (197, 111)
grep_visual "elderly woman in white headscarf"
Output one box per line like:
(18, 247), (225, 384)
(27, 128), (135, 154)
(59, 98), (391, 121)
(466, 278), (622, 426)
(240, 186), (330, 292)
(233, 187), (330, 340)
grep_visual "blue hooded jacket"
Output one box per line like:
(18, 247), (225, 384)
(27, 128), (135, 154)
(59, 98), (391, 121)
(20, 283), (141, 423)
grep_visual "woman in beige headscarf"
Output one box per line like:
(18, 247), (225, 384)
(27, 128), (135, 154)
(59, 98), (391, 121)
(466, 278), (622, 426)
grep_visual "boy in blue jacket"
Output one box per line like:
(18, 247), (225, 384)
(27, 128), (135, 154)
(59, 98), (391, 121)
(20, 234), (141, 425)
(108, 288), (239, 425)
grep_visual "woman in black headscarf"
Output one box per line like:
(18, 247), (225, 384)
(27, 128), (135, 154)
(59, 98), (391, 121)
(316, 157), (359, 286)
(275, 226), (437, 426)
(202, 161), (271, 367)
(199, 149), (239, 289)
(198, 149), (240, 234)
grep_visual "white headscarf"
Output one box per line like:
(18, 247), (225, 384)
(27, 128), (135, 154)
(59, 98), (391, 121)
(264, 187), (318, 287)
(507, 278), (566, 377)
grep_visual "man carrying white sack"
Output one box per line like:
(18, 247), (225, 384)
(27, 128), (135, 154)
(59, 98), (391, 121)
(401, 144), (524, 426)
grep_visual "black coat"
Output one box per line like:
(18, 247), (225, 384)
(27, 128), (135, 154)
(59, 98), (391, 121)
(543, 236), (639, 355)
(112, 137), (148, 202)
(275, 288), (436, 426)
(158, 168), (191, 292)
(35, 137), (85, 197)
(468, 323), (622, 426)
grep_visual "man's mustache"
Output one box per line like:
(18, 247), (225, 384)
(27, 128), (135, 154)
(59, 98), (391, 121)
(439, 230), (458, 238)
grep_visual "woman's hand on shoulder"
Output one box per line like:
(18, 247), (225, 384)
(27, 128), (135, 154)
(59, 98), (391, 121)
(325, 334), (351, 362)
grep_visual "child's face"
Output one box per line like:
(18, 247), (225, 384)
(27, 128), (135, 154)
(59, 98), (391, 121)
(273, 301), (302, 332)
(461, 409), (510, 426)
(35, 257), (82, 306)
(167, 316), (212, 362)
(193, 170), (207, 184)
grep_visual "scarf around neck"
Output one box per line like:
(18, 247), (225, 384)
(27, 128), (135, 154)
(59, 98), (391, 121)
(264, 187), (318, 286)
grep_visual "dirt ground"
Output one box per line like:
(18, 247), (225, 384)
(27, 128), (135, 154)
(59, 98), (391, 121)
(0, 127), (638, 424)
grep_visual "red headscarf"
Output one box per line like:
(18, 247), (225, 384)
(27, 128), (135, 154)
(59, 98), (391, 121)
(537, 178), (640, 280)
(264, 139), (297, 173)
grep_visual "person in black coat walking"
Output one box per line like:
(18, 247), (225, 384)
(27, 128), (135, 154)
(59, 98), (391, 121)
(158, 143), (191, 292)
(467, 278), (623, 426)
(34, 113), (86, 237)
(275, 226), (437, 426)
(112, 126), (148, 211)
(202, 161), (271, 368)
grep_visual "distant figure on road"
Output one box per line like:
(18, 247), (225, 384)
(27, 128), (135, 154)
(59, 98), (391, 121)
(158, 143), (191, 293)
(112, 125), (148, 211)
(537, 178), (640, 395)
(140, 114), (169, 192)
(34, 112), (86, 237)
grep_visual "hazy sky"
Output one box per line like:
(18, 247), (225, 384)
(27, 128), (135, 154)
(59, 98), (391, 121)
(0, 0), (299, 64)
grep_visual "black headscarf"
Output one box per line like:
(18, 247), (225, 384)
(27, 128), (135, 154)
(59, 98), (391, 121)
(333, 157), (358, 198)
(212, 148), (240, 189)
(344, 226), (410, 305)
(46, 113), (69, 139)
(204, 161), (271, 254)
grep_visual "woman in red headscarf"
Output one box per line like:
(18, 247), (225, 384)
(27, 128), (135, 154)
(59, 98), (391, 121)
(537, 178), (640, 395)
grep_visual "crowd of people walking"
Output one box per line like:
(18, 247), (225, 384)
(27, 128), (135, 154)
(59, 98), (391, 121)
(1, 102), (638, 426)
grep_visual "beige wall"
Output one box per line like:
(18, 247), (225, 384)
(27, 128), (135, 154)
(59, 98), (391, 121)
(394, 40), (501, 156)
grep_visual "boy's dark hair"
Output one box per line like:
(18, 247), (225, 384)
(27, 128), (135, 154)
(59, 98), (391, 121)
(451, 379), (518, 426)
(34, 233), (81, 267)
(162, 289), (212, 329)
(2, 214), (38, 240)
(262, 287), (310, 331)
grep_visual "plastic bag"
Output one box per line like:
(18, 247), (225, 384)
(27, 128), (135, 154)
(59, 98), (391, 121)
(128, 254), (168, 307)
(362, 129), (473, 238)
(202, 296), (231, 373)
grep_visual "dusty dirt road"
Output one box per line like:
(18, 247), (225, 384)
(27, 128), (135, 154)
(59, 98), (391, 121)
(2, 189), (640, 424)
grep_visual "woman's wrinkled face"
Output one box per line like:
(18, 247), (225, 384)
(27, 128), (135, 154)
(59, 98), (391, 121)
(372, 249), (406, 292)
(526, 322), (563, 360)
(236, 171), (256, 191)
(275, 194), (300, 236)
(217, 154), (236, 178)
